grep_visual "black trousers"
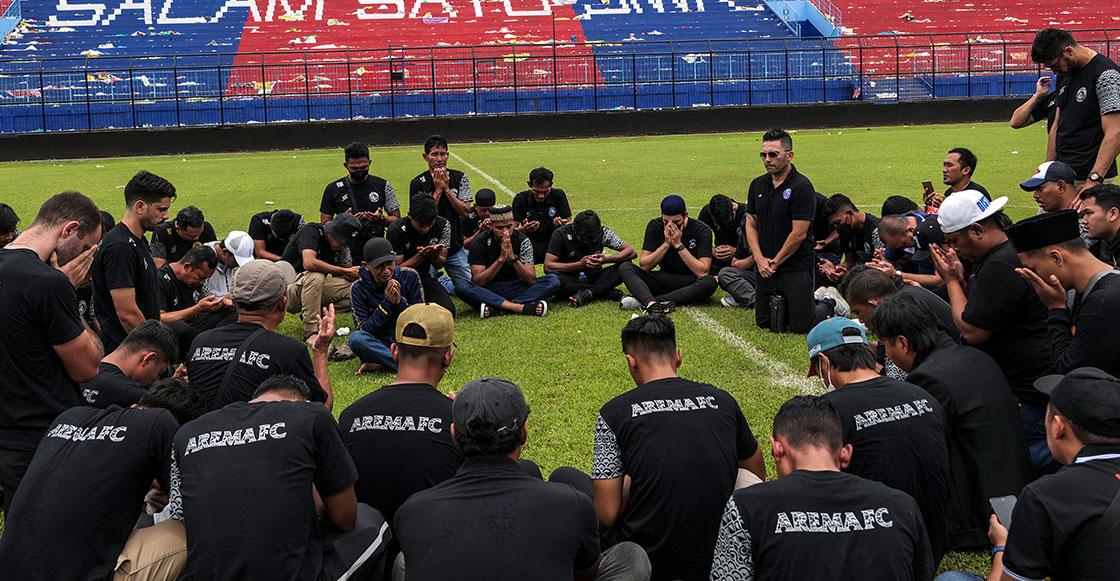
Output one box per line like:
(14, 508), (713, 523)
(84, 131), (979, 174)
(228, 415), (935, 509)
(618, 262), (717, 306)
(754, 267), (829, 333)
(0, 448), (34, 513)
(555, 265), (623, 299)
(420, 277), (455, 315)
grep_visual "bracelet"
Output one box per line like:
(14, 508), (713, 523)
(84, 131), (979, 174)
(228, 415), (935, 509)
(991, 545), (1005, 558)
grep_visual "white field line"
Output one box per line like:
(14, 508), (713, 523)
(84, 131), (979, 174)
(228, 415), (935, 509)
(450, 152), (516, 198)
(683, 310), (821, 396)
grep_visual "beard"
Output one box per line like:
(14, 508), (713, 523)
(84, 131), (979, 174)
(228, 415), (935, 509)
(55, 236), (85, 266)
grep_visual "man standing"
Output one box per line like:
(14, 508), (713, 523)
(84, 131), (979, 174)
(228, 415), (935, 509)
(593, 315), (766, 580)
(348, 238), (424, 375)
(386, 193), (455, 313)
(872, 293), (1033, 550)
(0, 191), (103, 512)
(150, 205), (217, 268)
(1079, 183), (1120, 265)
(819, 194), (882, 282)
(321, 142), (400, 258)
(710, 396), (934, 581)
(93, 170), (175, 354)
(618, 195), (717, 314)
(1032, 28), (1120, 192)
(186, 260), (334, 411)
(158, 246), (235, 362)
(745, 129), (830, 333)
(202, 230), (254, 300)
(697, 194), (746, 275)
(247, 208), (302, 262)
(81, 320), (179, 409)
(932, 191), (1056, 474)
(544, 209), (636, 307)
(808, 317), (951, 564)
(513, 167), (573, 264)
(395, 376), (650, 580)
(282, 213), (360, 337)
(456, 204), (559, 318)
(409, 135), (473, 287)
(1008, 210), (1120, 377)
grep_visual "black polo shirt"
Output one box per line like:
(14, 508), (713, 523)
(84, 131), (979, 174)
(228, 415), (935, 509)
(745, 165), (816, 271)
(281, 222), (350, 274)
(460, 206), (487, 242)
(93, 222), (160, 353)
(395, 454), (599, 580)
(1054, 54), (1120, 179)
(0, 405), (178, 581)
(710, 470), (934, 581)
(698, 202), (747, 248)
(640, 217), (713, 276)
(150, 221), (217, 264)
(812, 191), (841, 256)
(158, 263), (202, 313)
(170, 400), (357, 581)
(961, 241), (1054, 406)
(467, 229), (535, 283)
(1029, 88), (1059, 131)
(80, 362), (146, 409)
(593, 376), (759, 580)
(248, 210), (303, 258)
(0, 248), (87, 452)
(512, 187), (573, 247)
(822, 376), (951, 564)
(386, 216), (452, 279)
(338, 383), (462, 526)
(837, 213), (883, 264)
(1047, 270), (1120, 376)
(186, 322), (326, 410)
(410, 169), (472, 253)
(1003, 444), (1120, 580)
(944, 181), (990, 201)
(546, 223), (626, 265)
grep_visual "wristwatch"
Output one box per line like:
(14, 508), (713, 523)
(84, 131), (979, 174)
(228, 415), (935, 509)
(1089, 171), (1104, 182)
(675, 244), (685, 252)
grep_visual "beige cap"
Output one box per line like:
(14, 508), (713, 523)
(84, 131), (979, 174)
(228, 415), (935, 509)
(395, 303), (454, 348)
(230, 259), (297, 307)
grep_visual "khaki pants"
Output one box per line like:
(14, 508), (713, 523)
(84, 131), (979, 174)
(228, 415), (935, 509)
(1075, 176), (1117, 191)
(286, 272), (352, 333)
(114, 520), (187, 581)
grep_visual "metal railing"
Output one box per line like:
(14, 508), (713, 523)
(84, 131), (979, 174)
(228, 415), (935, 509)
(0, 29), (1116, 134)
(0, 0), (20, 37)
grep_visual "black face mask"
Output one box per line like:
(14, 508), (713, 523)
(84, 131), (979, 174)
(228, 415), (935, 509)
(349, 169), (368, 182)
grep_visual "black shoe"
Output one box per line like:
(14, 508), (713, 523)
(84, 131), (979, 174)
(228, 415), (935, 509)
(570, 289), (594, 308)
(605, 289), (624, 301)
(644, 301), (675, 316)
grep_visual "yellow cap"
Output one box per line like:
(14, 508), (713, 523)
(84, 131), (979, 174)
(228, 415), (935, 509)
(395, 303), (454, 348)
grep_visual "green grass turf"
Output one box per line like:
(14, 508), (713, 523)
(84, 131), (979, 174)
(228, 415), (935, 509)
(0, 121), (1052, 572)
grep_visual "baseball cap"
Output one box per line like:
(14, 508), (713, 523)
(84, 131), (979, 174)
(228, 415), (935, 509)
(396, 303), (454, 348)
(806, 317), (867, 377)
(1020, 161), (1077, 191)
(1005, 210), (1081, 253)
(937, 190), (1008, 234)
(453, 376), (529, 440)
(223, 230), (254, 267)
(324, 213), (361, 242)
(1034, 367), (1120, 438)
(363, 237), (397, 266)
(230, 259), (296, 307)
(475, 188), (497, 207)
(912, 218), (944, 261)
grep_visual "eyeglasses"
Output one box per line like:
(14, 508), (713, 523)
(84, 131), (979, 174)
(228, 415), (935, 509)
(759, 150), (788, 159)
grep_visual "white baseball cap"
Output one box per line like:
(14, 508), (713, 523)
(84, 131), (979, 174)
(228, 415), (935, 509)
(223, 230), (255, 267)
(936, 190), (1008, 234)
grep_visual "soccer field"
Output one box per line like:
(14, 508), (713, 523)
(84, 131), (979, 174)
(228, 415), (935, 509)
(0, 122), (1050, 570)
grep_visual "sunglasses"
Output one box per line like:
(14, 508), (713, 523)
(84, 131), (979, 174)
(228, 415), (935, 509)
(759, 150), (788, 159)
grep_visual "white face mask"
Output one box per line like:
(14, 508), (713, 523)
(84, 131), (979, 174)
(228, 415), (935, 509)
(818, 359), (836, 392)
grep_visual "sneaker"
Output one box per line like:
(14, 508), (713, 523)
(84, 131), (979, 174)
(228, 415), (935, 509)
(816, 286), (850, 318)
(645, 301), (675, 316)
(721, 296), (739, 308)
(605, 289), (624, 302)
(620, 296), (643, 311)
(570, 289), (594, 308)
(328, 343), (356, 362)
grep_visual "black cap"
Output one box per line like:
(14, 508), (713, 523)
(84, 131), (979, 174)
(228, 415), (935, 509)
(1034, 368), (1120, 438)
(1005, 210), (1081, 254)
(475, 188), (496, 207)
(363, 237), (397, 266)
(453, 376), (528, 440)
(912, 218), (944, 261)
(324, 213), (361, 242)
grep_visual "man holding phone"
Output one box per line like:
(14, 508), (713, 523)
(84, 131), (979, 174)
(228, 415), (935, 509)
(386, 194), (455, 314)
(924, 148), (990, 211)
(157, 245), (237, 362)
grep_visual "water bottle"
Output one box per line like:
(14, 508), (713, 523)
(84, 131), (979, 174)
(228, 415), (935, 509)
(770, 294), (788, 333)
(579, 271), (587, 284)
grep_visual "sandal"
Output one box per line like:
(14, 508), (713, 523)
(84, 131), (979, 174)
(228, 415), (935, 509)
(521, 300), (548, 317)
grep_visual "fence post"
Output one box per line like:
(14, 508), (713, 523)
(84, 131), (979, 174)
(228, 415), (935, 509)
(670, 42), (676, 108)
(784, 39), (790, 104)
(820, 39), (825, 102)
(84, 58), (92, 130)
(304, 53), (311, 121)
(513, 46), (519, 114)
(930, 35), (936, 98)
(347, 50), (354, 119)
(129, 57), (136, 128)
(967, 39), (972, 98)
(472, 47), (479, 114)
(747, 39), (753, 106)
(217, 58), (225, 125)
(174, 56), (181, 127)
(894, 36), (900, 102)
(592, 51), (598, 111)
(38, 63), (46, 132)
(430, 48), (437, 117)
(858, 37), (864, 101)
(708, 40), (714, 106)
(260, 54), (268, 123)
(632, 47), (637, 110)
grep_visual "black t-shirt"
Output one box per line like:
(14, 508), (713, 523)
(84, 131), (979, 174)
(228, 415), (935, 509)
(281, 222), (350, 274)
(943, 181), (990, 201)
(0, 406), (177, 580)
(158, 263), (202, 313)
(837, 213), (883, 264)
(640, 217), (713, 277)
(320, 174), (400, 245)
(170, 401), (357, 581)
(1048, 271), (1120, 376)
(1029, 88), (1059, 130)
(0, 248), (86, 452)
(395, 454), (599, 580)
(186, 322), (326, 410)
(811, 191), (841, 255)
(697, 202), (748, 248)
(150, 221), (217, 264)
(76, 284), (97, 326)
(512, 187), (573, 246)
(460, 207), (486, 241)
(822, 376), (951, 563)
(1055, 54), (1120, 179)
(93, 222), (160, 352)
(410, 169), (472, 253)
(386, 216), (452, 279)
(546, 223), (626, 266)
(710, 470), (933, 581)
(80, 361), (146, 409)
(745, 165), (817, 271)
(339, 383), (462, 525)
(467, 229), (536, 283)
(1003, 444), (1120, 581)
(961, 241), (1054, 406)
(593, 377), (759, 580)
(898, 284), (961, 343)
(248, 210), (303, 258)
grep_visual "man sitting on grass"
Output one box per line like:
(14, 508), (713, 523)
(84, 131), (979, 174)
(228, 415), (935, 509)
(348, 238), (424, 375)
(80, 320), (179, 409)
(544, 209), (635, 308)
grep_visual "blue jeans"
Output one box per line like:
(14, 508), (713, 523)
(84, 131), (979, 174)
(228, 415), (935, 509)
(454, 275), (560, 309)
(433, 248), (471, 296)
(348, 330), (398, 371)
(1020, 403), (1057, 476)
(934, 573), (984, 581)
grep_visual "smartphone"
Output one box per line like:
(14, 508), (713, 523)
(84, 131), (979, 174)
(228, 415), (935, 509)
(990, 495), (1017, 529)
(922, 181), (935, 195)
